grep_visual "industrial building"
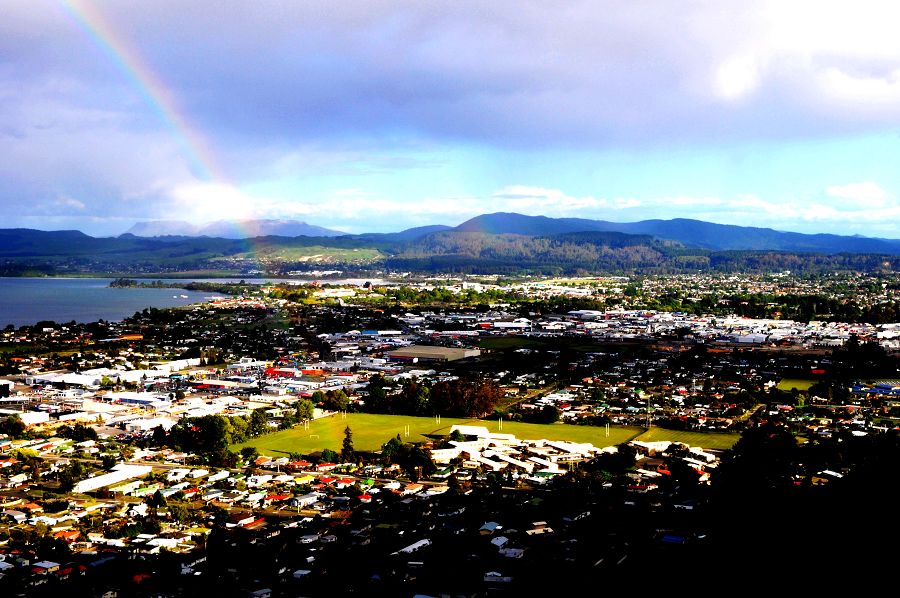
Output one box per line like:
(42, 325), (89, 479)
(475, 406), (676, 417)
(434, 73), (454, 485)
(387, 345), (481, 363)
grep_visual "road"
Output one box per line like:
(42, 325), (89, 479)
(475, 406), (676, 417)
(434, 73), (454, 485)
(500, 381), (560, 410)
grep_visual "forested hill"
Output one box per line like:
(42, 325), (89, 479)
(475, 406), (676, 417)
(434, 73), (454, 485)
(455, 213), (900, 254)
(383, 229), (900, 275)
(2, 221), (900, 276)
(383, 230), (676, 274)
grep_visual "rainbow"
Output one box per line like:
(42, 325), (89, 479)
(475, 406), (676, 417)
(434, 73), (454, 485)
(58, 0), (226, 183)
(57, 1), (273, 273)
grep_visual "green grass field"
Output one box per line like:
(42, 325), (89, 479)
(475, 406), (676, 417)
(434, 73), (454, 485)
(234, 413), (644, 455)
(231, 246), (383, 263)
(634, 427), (740, 450)
(776, 378), (815, 392)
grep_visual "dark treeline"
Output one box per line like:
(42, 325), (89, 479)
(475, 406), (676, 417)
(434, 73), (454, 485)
(385, 231), (900, 276)
(109, 278), (250, 295)
(387, 231), (673, 275)
(637, 291), (900, 324)
(363, 376), (503, 418)
(5, 227), (900, 276)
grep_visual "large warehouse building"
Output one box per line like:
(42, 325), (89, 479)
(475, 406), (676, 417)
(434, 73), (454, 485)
(73, 464), (153, 494)
(387, 345), (481, 363)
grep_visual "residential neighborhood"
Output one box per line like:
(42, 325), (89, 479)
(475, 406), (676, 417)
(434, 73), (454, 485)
(0, 273), (898, 595)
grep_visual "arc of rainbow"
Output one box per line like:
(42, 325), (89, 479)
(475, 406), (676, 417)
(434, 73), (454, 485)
(58, 0), (267, 272)
(58, 0), (227, 183)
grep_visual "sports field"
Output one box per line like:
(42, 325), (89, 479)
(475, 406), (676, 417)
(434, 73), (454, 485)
(633, 427), (740, 450)
(234, 413), (644, 455)
(776, 378), (815, 392)
(234, 414), (742, 455)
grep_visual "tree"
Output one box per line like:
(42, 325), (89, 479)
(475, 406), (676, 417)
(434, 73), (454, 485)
(536, 404), (560, 424)
(207, 449), (239, 468)
(249, 408), (269, 437)
(399, 446), (436, 481)
(399, 381), (431, 416)
(57, 461), (85, 491)
(24, 455), (45, 482)
(321, 448), (339, 463)
(152, 425), (167, 446)
(381, 434), (403, 462)
(169, 503), (189, 523)
(147, 490), (167, 509)
(58, 423), (98, 442)
(364, 375), (390, 413)
(0, 414), (26, 439)
(341, 425), (355, 463)
(240, 446), (259, 463)
(323, 389), (350, 412)
(295, 398), (315, 422)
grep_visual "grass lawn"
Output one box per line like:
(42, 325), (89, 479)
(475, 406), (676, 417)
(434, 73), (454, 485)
(634, 427), (740, 450)
(776, 378), (815, 392)
(234, 413), (643, 455)
(232, 246), (383, 263)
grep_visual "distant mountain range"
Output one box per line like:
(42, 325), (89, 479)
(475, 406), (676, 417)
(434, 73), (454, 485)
(453, 213), (900, 254)
(1, 213), (899, 277)
(120, 213), (900, 254)
(126, 219), (345, 238)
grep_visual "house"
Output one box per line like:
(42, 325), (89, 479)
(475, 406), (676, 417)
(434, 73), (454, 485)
(263, 493), (290, 506)
(53, 530), (81, 543)
(394, 539), (431, 554)
(228, 513), (257, 527)
(401, 483), (424, 495)
(32, 560), (61, 575)
(288, 493), (320, 509)
(526, 521), (554, 536)
(3, 510), (27, 524)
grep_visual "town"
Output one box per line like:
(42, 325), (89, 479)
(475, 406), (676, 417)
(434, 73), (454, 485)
(1, 273), (899, 596)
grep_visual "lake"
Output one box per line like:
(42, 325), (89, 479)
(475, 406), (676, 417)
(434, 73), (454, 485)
(0, 278), (225, 328)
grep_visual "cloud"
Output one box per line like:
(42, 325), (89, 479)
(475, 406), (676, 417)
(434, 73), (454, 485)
(825, 181), (894, 208)
(9, 0), (900, 152)
(54, 196), (86, 210)
(714, 55), (763, 100)
(491, 186), (641, 213)
(7, 3), (900, 237)
(667, 196), (723, 207)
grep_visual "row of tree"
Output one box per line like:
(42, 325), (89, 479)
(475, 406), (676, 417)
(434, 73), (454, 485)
(363, 376), (502, 418)
(166, 398), (316, 455)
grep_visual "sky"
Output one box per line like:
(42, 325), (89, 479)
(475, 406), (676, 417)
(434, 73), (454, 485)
(5, 1), (900, 237)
